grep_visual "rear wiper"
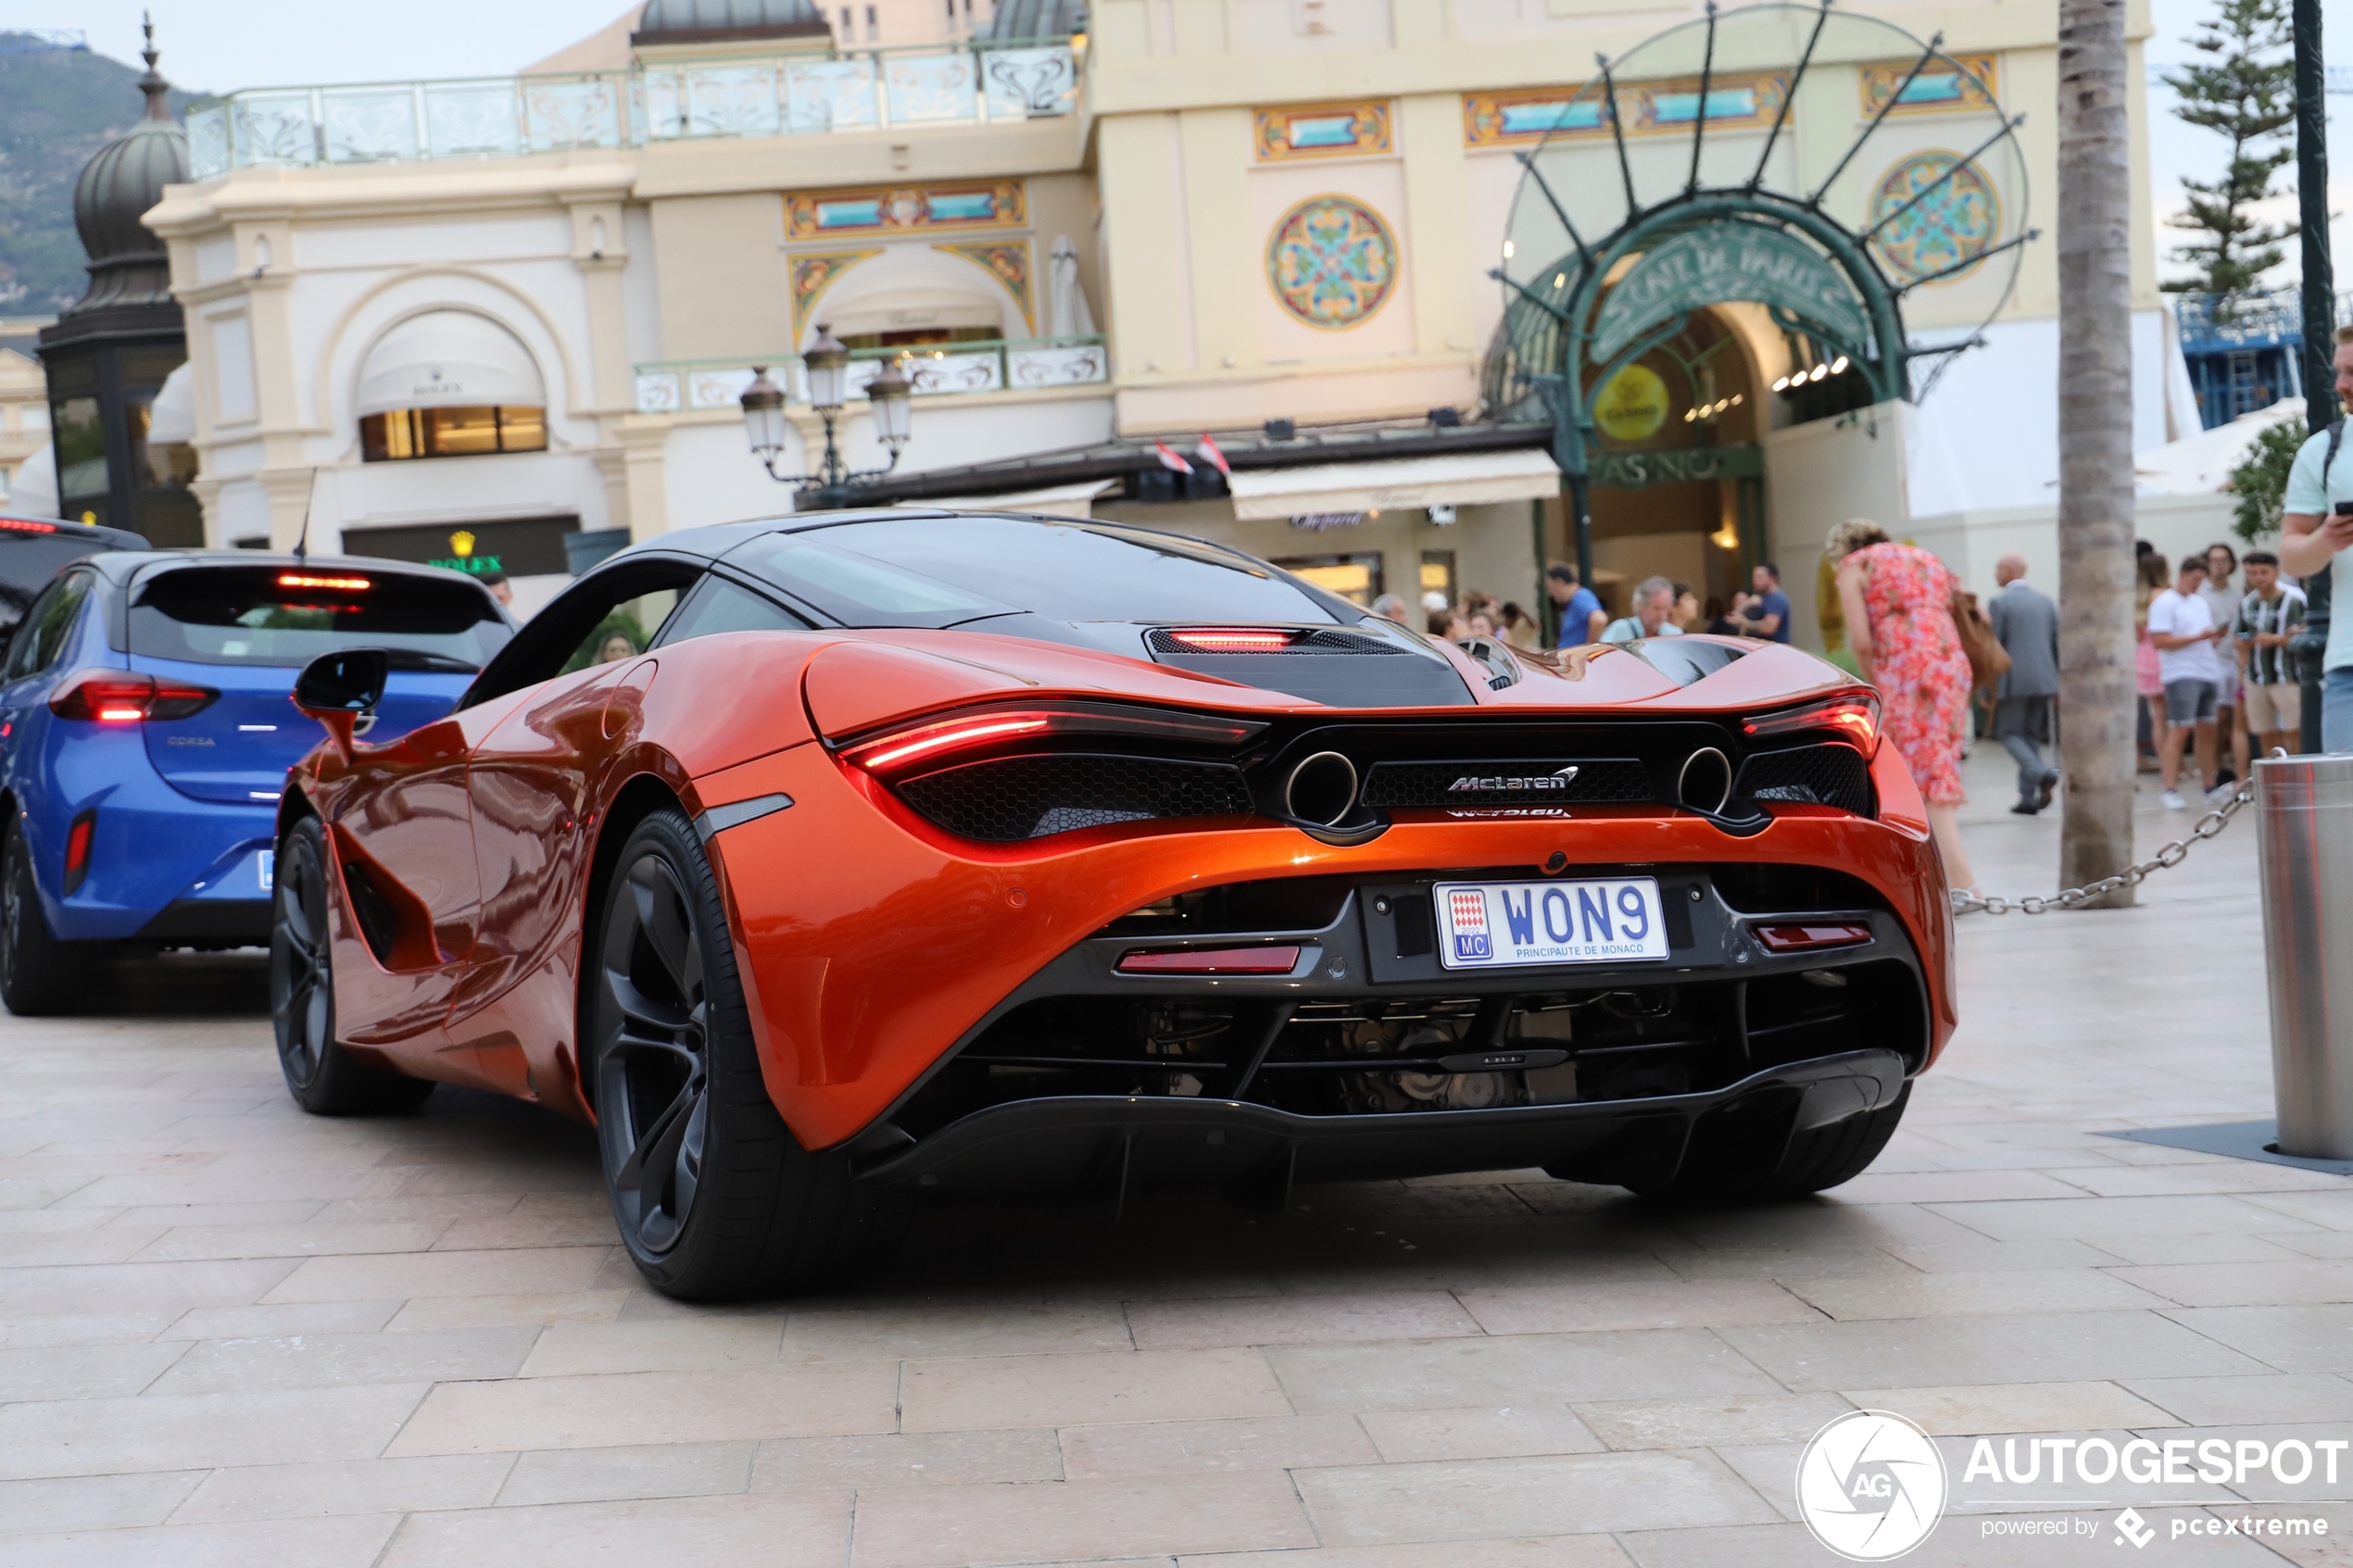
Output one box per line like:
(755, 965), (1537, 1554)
(381, 650), (481, 673)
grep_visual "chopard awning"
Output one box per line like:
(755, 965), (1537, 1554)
(1223, 447), (1561, 521)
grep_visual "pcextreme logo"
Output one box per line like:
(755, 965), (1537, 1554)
(1797, 1411), (1949, 1561)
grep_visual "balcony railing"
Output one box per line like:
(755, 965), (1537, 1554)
(632, 336), (1109, 414)
(186, 42), (1078, 179)
(2174, 287), (2353, 352)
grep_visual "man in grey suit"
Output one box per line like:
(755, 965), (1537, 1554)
(1986, 554), (2061, 815)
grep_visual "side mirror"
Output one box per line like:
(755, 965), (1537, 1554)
(293, 648), (388, 765)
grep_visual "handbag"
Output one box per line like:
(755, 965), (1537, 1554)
(1952, 588), (2012, 690)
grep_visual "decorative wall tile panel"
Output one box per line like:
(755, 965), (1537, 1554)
(785, 181), (1026, 239)
(935, 242), (1035, 332)
(1463, 72), (1787, 146)
(1254, 101), (1391, 160)
(1265, 195), (1398, 330)
(1861, 55), (1998, 118)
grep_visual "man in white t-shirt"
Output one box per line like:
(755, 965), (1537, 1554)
(2145, 557), (2230, 809)
(2278, 323), (2353, 750)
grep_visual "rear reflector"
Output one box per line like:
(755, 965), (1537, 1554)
(62, 809), (94, 894)
(1753, 922), (1872, 954)
(1115, 945), (1302, 976)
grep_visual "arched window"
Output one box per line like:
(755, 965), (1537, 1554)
(356, 311), (549, 462)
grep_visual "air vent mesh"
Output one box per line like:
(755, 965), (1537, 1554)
(895, 753), (1253, 842)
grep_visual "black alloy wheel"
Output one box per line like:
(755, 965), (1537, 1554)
(270, 815), (434, 1115)
(0, 820), (94, 1016)
(587, 809), (903, 1300)
(594, 844), (714, 1257)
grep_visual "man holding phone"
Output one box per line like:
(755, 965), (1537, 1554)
(2278, 324), (2353, 751)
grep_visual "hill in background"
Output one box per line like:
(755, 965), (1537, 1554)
(0, 34), (204, 315)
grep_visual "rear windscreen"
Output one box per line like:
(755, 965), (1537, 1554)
(0, 534), (111, 628)
(725, 516), (1350, 629)
(128, 566), (511, 670)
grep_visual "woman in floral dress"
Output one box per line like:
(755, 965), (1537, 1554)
(1829, 520), (1980, 897)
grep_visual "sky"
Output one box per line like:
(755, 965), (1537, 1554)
(11, 0), (2349, 291)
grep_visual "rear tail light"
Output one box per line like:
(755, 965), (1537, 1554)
(1116, 945), (1302, 975)
(1743, 694), (1881, 757)
(844, 702), (1267, 780)
(48, 670), (220, 723)
(62, 809), (94, 894)
(0, 517), (59, 534)
(1754, 922), (1872, 953)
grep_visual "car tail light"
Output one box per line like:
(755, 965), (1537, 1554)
(1754, 922), (1873, 953)
(0, 517), (59, 533)
(1115, 945), (1302, 975)
(277, 572), (371, 591)
(844, 702), (1267, 781)
(1743, 694), (1881, 757)
(49, 670), (220, 723)
(1162, 627), (1295, 652)
(62, 809), (95, 894)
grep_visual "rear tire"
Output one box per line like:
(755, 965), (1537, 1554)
(0, 821), (96, 1017)
(271, 815), (436, 1115)
(588, 808), (899, 1301)
(1621, 1083), (1911, 1203)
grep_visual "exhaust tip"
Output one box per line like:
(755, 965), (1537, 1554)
(1285, 751), (1360, 826)
(1678, 746), (1732, 816)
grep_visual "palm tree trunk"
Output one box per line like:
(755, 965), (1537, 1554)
(2057, 0), (2138, 906)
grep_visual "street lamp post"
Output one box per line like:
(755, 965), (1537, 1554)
(740, 323), (915, 508)
(2290, 0), (2333, 752)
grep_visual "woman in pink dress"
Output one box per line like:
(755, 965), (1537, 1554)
(1829, 520), (1979, 897)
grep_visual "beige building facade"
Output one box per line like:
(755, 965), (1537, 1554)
(145, 0), (2178, 641)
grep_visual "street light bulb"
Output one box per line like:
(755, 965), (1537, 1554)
(803, 324), (851, 413)
(739, 366), (787, 460)
(1772, 375), (1790, 392)
(865, 358), (913, 450)
(1831, 355), (1850, 375)
(1503, 240), (1516, 259)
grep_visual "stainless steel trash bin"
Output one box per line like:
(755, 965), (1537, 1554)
(2258, 754), (2353, 1159)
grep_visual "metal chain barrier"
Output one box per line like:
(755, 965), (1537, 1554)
(1951, 775), (2257, 916)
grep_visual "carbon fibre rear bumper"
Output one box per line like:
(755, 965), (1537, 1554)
(850, 1047), (1907, 1202)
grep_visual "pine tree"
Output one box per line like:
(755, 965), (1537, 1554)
(2159, 0), (2297, 296)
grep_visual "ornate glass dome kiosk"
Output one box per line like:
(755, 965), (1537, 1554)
(1482, 3), (2030, 619)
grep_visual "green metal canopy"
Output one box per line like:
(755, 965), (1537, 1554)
(1479, 2), (2033, 588)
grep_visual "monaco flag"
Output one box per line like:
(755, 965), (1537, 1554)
(1153, 440), (1194, 475)
(1195, 433), (1231, 475)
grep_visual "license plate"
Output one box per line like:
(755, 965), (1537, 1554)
(258, 850), (275, 893)
(1434, 877), (1669, 969)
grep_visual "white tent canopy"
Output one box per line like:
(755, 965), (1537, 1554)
(2133, 396), (2306, 498)
(1224, 447), (1561, 521)
(146, 362), (196, 445)
(356, 310), (547, 417)
(7, 445), (58, 518)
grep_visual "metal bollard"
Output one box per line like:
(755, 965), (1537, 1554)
(2258, 753), (2353, 1159)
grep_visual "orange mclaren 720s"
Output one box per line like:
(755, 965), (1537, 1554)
(271, 510), (1953, 1298)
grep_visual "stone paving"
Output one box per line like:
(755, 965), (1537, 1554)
(1, 748), (2347, 1566)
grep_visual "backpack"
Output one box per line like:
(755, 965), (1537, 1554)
(2326, 418), (2345, 483)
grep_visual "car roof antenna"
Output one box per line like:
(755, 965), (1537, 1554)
(290, 469), (318, 562)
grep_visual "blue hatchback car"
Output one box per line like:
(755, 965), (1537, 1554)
(0, 551), (512, 1014)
